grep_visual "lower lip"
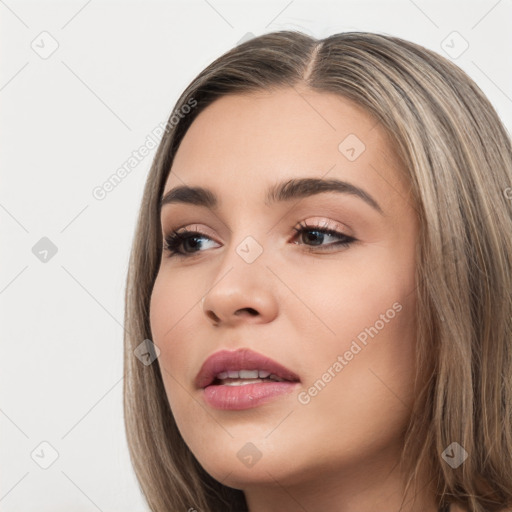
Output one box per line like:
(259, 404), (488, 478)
(202, 381), (300, 410)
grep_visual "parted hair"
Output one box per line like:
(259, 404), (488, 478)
(123, 30), (512, 512)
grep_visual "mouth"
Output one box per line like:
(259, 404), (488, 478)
(195, 348), (301, 410)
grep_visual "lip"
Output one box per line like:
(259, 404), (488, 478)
(195, 348), (300, 388)
(195, 348), (301, 410)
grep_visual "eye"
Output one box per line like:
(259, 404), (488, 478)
(291, 220), (356, 251)
(163, 220), (356, 259)
(163, 227), (219, 258)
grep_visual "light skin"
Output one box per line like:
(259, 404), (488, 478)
(149, 86), (439, 511)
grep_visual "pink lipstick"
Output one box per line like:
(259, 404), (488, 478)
(195, 348), (300, 410)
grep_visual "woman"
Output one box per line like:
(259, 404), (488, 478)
(123, 30), (512, 512)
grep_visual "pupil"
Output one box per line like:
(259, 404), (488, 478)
(306, 231), (323, 245)
(185, 237), (201, 251)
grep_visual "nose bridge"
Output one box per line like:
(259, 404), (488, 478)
(201, 222), (278, 325)
(211, 231), (268, 295)
(219, 207), (271, 269)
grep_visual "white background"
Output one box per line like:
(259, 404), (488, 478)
(1, 0), (511, 510)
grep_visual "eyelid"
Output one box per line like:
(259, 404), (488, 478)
(293, 217), (353, 237)
(165, 223), (217, 239)
(163, 218), (351, 241)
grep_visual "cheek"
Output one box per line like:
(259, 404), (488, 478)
(296, 256), (417, 434)
(149, 272), (205, 408)
(149, 275), (186, 384)
(149, 276), (218, 454)
(149, 270), (201, 346)
(291, 244), (416, 350)
(294, 246), (418, 402)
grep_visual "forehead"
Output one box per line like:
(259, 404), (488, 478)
(163, 87), (407, 209)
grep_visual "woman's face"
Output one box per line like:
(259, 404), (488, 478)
(150, 87), (420, 496)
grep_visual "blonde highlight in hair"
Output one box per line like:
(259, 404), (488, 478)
(123, 30), (512, 511)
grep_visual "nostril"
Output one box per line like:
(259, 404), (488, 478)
(205, 308), (258, 324)
(235, 307), (258, 316)
(206, 311), (221, 323)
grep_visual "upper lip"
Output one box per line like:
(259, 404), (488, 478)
(195, 348), (301, 389)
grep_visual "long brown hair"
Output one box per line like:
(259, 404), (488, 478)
(123, 30), (512, 512)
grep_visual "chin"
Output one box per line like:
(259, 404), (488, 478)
(193, 434), (324, 492)
(199, 454), (301, 490)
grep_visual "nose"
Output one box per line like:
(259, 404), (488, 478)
(201, 250), (279, 327)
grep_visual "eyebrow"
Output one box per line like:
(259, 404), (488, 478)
(159, 177), (383, 215)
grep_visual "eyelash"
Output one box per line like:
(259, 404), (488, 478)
(163, 220), (356, 259)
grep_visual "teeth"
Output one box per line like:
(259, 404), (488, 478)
(239, 370), (259, 379)
(215, 370), (284, 380)
(214, 369), (286, 384)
